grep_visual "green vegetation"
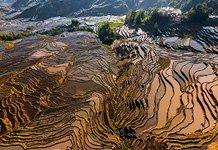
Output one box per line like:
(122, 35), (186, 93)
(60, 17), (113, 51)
(125, 9), (171, 27)
(66, 21), (72, 25)
(153, 22), (159, 36)
(42, 19), (93, 36)
(37, 34), (53, 39)
(144, 0), (218, 14)
(68, 26), (93, 32)
(70, 19), (80, 27)
(0, 32), (32, 41)
(43, 26), (93, 36)
(125, 9), (171, 35)
(26, 25), (35, 31)
(87, 19), (95, 22)
(2, 41), (15, 49)
(44, 28), (65, 36)
(182, 4), (211, 23)
(174, 0), (217, 14)
(0, 19), (93, 41)
(97, 21), (124, 28)
(125, 4), (217, 36)
(97, 22), (120, 45)
(125, 10), (137, 28)
(144, 9), (170, 25)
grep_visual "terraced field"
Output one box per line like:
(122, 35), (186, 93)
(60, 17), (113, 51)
(0, 30), (218, 149)
(157, 26), (218, 53)
(0, 32), (119, 149)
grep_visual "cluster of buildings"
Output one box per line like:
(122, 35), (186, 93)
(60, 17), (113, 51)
(158, 7), (182, 22)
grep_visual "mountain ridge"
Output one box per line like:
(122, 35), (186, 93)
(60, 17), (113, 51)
(6, 0), (218, 20)
(12, 0), (131, 20)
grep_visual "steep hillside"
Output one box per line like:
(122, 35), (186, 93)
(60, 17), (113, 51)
(139, 0), (218, 13)
(167, 0), (217, 13)
(12, 0), (130, 20)
(10, 0), (218, 20)
(0, 0), (15, 3)
(0, 0), (15, 17)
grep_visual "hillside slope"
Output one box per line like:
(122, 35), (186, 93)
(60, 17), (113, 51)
(10, 0), (218, 20)
(12, 0), (130, 20)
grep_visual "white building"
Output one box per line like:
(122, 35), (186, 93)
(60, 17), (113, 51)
(158, 7), (182, 22)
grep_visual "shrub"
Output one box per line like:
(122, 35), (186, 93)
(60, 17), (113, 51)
(70, 19), (80, 27)
(125, 9), (170, 29)
(153, 22), (159, 35)
(98, 23), (117, 45)
(183, 4), (210, 23)
(0, 32), (32, 41)
(125, 10), (137, 27)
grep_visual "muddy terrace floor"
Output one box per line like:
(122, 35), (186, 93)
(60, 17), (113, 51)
(0, 31), (218, 149)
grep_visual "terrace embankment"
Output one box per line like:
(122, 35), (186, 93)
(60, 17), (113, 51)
(0, 30), (218, 149)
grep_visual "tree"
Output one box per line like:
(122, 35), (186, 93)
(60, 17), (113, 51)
(135, 10), (145, 26)
(125, 10), (137, 27)
(183, 4), (210, 23)
(149, 9), (170, 24)
(97, 23), (117, 45)
(153, 22), (159, 35)
(70, 19), (80, 27)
